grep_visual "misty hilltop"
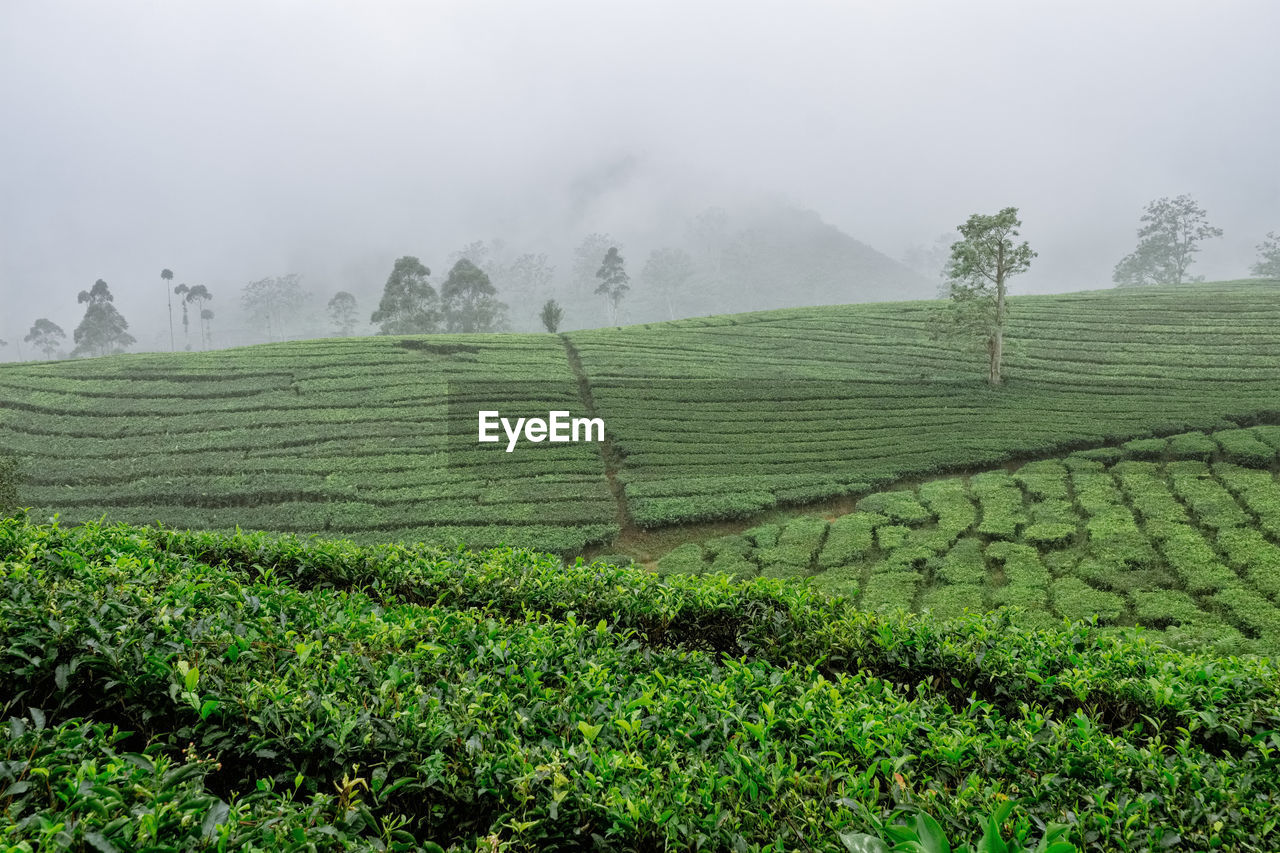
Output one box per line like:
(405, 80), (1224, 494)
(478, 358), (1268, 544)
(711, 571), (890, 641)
(534, 200), (936, 333)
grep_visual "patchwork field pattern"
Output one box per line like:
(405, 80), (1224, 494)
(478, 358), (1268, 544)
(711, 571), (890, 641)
(1, 280), (1278, 552)
(656, 426), (1280, 652)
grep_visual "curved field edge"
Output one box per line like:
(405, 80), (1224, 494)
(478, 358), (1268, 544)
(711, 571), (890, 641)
(2, 516), (1278, 851)
(635, 426), (1280, 656)
(3, 280), (1280, 553)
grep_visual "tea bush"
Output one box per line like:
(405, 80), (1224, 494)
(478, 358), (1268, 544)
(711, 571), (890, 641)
(4, 516), (1280, 850)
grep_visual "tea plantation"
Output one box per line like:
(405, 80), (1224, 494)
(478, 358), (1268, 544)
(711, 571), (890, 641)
(0, 335), (618, 553)
(656, 426), (1280, 655)
(4, 279), (1280, 850)
(3, 280), (1280, 552)
(3, 515), (1279, 851)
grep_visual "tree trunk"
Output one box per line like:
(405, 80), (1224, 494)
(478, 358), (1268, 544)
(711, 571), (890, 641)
(166, 287), (175, 352)
(990, 249), (1006, 385)
(988, 329), (1003, 385)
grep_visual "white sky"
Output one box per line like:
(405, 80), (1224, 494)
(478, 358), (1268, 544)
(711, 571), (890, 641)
(2, 0), (1277, 349)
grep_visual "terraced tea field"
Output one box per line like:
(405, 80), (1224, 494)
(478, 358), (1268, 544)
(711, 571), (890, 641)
(655, 426), (1280, 653)
(575, 280), (1280, 526)
(0, 336), (618, 553)
(1, 280), (1278, 554)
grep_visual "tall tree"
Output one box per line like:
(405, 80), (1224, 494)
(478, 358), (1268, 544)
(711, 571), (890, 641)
(327, 291), (360, 336)
(641, 247), (695, 320)
(184, 285), (213, 348)
(442, 258), (507, 333)
(173, 283), (191, 349)
(1251, 231), (1280, 279)
(595, 247), (630, 326)
(71, 279), (136, 358)
(371, 256), (440, 334)
(572, 233), (619, 320)
(242, 274), (306, 341)
(161, 268), (175, 351)
(24, 318), (66, 359)
(933, 208), (1036, 386)
(201, 309), (215, 347)
(1113, 195), (1223, 286)
(539, 298), (564, 333)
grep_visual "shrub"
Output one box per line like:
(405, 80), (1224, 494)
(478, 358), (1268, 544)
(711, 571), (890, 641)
(918, 583), (985, 621)
(1122, 437), (1167, 460)
(876, 524), (910, 551)
(1217, 526), (1280, 601)
(1132, 589), (1210, 628)
(1050, 576), (1126, 624)
(657, 542), (705, 575)
(859, 571), (921, 611)
(1167, 431), (1219, 461)
(1013, 460), (1069, 501)
(937, 536), (987, 585)
(818, 512), (882, 569)
(0, 452), (15, 516)
(1023, 522), (1076, 546)
(970, 471), (1027, 539)
(1213, 428), (1276, 467)
(856, 490), (933, 524)
(1147, 520), (1239, 594)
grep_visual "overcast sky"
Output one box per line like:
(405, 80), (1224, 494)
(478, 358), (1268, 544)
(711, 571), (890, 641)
(2, 0), (1277, 352)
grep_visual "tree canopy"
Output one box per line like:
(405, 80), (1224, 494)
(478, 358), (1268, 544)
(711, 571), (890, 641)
(595, 247), (630, 326)
(934, 207), (1036, 386)
(24, 318), (66, 359)
(1252, 231), (1280, 279)
(442, 258), (507, 333)
(1113, 195), (1222, 286)
(242, 274), (306, 341)
(371, 256), (439, 335)
(540, 298), (564, 333)
(327, 291), (360, 336)
(71, 279), (135, 358)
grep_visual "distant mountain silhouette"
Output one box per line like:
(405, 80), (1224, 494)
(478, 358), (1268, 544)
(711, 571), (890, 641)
(618, 202), (935, 324)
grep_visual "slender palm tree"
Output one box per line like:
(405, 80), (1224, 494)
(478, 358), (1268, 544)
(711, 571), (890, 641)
(161, 269), (175, 350)
(201, 308), (215, 348)
(173, 283), (191, 350)
(185, 285), (213, 349)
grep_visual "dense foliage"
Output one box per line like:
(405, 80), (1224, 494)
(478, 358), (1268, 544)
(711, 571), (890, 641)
(656, 427), (1280, 654)
(3, 516), (1279, 850)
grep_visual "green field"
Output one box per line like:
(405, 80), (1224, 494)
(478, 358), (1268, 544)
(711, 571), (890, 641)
(3, 280), (1279, 555)
(653, 426), (1280, 654)
(5, 279), (1280, 850)
(3, 516), (1278, 850)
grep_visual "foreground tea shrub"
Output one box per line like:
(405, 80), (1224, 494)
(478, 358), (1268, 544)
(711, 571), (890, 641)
(3, 516), (1279, 851)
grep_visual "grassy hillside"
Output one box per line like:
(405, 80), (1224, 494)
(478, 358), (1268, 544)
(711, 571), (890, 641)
(576, 280), (1280, 526)
(2, 280), (1278, 552)
(0, 335), (618, 553)
(3, 516), (1278, 851)
(653, 427), (1280, 655)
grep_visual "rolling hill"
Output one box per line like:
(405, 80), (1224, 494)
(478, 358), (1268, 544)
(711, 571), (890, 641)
(3, 280), (1278, 555)
(4, 279), (1280, 850)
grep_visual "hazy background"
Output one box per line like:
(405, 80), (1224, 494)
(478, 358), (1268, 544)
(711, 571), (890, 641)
(2, 0), (1277, 354)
